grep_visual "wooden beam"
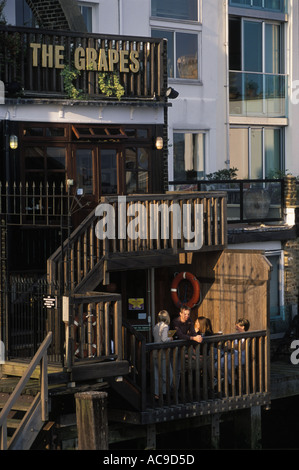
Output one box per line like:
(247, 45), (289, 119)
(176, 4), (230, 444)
(75, 391), (108, 450)
(71, 360), (129, 382)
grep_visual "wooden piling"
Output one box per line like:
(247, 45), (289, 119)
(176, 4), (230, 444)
(75, 391), (108, 450)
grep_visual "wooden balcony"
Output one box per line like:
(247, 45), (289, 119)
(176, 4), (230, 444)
(102, 322), (270, 421)
(0, 25), (167, 101)
(47, 192), (227, 293)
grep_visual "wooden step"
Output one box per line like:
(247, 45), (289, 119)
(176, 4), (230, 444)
(6, 417), (22, 429)
(0, 392), (35, 411)
(1, 360), (63, 379)
(0, 376), (40, 395)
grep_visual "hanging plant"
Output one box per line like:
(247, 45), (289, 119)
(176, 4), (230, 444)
(98, 72), (125, 101)
(61, 65), (83, 100)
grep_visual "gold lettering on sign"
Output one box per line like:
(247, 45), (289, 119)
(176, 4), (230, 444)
(55, 45), (65, 69)
(30, 43), (65, 68)
(30, 43), (41, 67)
(98, 49), (109, 72)
(86, 47), (98, 71)
(30, 42), (140, 73)
(130, 51), (140, 73)
(119, 50), (129, 73)
(108, 50), (119, 72)
(42, 44), (53, 68)
(74, 47), (85, 70)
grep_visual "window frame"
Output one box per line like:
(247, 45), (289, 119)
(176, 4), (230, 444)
(266, 250), (284, 320)
(229, 0), (286, 14)
(172, 130), (207, 181)
(229, 125), (284, 179)
(78, 3), (94, 32)
(151, 0), (201, 24)
(229, 16), (284, 74)
(151, 28), (202, 83)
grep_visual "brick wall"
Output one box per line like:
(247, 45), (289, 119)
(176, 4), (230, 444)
(26, 0), (87, 31)
(283, 175), (299, 308)
(26, 0), (69, 29)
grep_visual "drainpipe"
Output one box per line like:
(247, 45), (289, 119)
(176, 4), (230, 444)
(224, 0), (230, 169)
(118, 0), (123, 35)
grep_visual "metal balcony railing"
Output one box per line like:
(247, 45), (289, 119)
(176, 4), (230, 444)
(229, 71), (287, 118)
(169, 179), (284, 223)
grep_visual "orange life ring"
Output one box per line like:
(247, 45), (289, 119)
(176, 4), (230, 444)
(74, 313), (97, 358)
(171, 272), (200, 309)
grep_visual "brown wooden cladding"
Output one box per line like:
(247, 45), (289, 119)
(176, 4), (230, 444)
(155, 249), (271, 335)
(0, 25), (167, 100)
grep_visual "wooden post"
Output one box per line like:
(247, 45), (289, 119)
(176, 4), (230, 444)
(210, 414), (220, 449)
(146, 424), (156, 450)
(75, 391), (108, 450)
(233, 406), (262, 449)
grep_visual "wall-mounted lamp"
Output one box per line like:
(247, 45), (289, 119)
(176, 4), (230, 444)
(166, 87), (179, 99)
(9, 135), (18, 150)
(155, 136), (163, 150)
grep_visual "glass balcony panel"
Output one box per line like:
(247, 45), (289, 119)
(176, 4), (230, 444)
(229, 71), (287, 117)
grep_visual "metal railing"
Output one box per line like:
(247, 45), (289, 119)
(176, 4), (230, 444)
(169, 179), (284, 223)
(229, 71), (287, 118)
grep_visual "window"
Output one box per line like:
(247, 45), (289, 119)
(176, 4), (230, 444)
(24, 146), (66, 188)
(79, 4), (93, 32)
(20, 124), (158, 198)
(15, 0), (36, 27)
(151, 0), (199, 21)
(229, 126), (282, 178)
(229, 17), (283, 74)
(229, 17), (286, 116)
(229, 0), (286, 13)
(173, 132), (205, 180)
(76, 148), (94, 194)
(100, 149), (118, 195)
(266, 251), (284, 318)
(152, 29), (199, 80)
(125, 147), (150, 193)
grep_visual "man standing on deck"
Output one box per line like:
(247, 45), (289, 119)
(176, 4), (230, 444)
(172, 305), (203, 343)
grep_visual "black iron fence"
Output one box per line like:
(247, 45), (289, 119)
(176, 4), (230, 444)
(169, 179), (284, 223)
(0, 181), (69, 227)
(2, 274), (61, 359)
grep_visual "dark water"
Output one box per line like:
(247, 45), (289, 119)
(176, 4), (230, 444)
(109, 395), (299, 450)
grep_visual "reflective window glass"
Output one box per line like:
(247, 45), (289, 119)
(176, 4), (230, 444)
(76, 149), (93, 194)
(101, 149), (117, 195)
(173, 132), (205, 180)
(151, 0), (198, 21)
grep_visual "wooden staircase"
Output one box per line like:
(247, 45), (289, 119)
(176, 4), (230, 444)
(0, 381), (39, 449)
(47, 192), (228, 294)
(0, 332), (53, 450)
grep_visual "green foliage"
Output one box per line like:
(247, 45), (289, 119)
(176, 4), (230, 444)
(61, 65), (83, 100)
(0, 0), (6, 25)
(206, 167), (238, 180)
(267, 169), (291, 179)
(98, 72), (125, 100)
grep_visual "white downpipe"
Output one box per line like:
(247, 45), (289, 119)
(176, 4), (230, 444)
(224, 0), (230, 169)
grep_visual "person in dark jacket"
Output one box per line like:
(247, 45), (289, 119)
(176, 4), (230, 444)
(172, 305), (203, 343)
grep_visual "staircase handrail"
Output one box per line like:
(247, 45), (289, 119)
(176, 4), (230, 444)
(0, 331), (52, 450)
(47, 192), (228, 292)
